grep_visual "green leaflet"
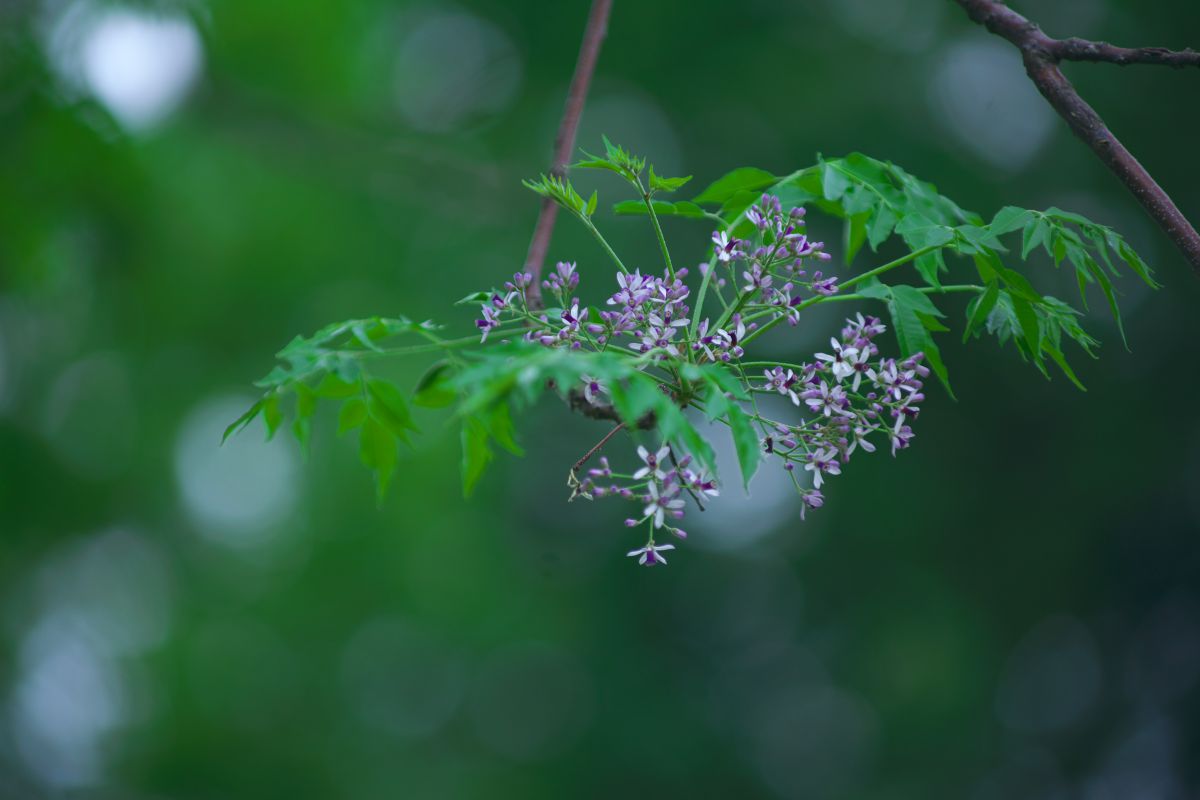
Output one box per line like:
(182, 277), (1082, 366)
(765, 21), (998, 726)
(886, 284), (954, 398)
(725, 403), (761, 491)
(612, 199), (708, 219)
(359, 417), (397, 505)
(691, 167), (778, 206)
(963, 281), (1001, 342)
(648, 166), (692, 194)
(460, 416), (493, 498)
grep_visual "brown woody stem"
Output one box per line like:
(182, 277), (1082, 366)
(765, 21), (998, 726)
(523, 0), (613, 309)
(953, 0), (1200, 277)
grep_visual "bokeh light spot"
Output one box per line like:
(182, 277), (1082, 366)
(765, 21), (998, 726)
(174, 394), (299, 547)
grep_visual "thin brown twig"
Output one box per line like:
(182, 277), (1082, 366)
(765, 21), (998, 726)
(523, 0), (613, 310)
(1053, 38), (1200, 68)
(570, 422), (626, 476)
(953, 0), (1200, 278)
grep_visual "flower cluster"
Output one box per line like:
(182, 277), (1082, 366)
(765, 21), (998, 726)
(694, 194), (837, 336)
(756, 313), (928, 516)
(471, 194), (931, 567)
(574, 445), (719, 566)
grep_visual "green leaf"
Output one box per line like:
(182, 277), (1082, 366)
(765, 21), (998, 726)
(867, 206), (899, 250)
(820, 161), (852, 201)
(358, 418), (397, 504)
(1042, 340), (1087, 391)
(585, 190), (598, 217)
(222, 399), (263, 444)
(989, 206), (1036, 236)
(291, 383), (317, 456)
(262, 393), (284, 441)
(1009, 293), (1042, 361)
(413, 361), (458, 408)
(366, 379), (418, 442)
(888, 285), (953, 397)
(963, 281), (1000, 342)
(649, 166), (692, 193)
(455, 290), (493, 306)
(1021, 217), (1049, 258)
(572, 157), (624, 175)
(337, 397), (367, 434)
(844, 212), (869, 265)
(999, 267), (1043, 303)
(315, 373), (360, 398)
(914, 250), (946, 289)
(485, 401), (523, 456)
(460, 416), (493, 498)
(726, 404), (761, 491)
(691, 167), (777, 206)
(895, 214), (955, 249)
(612, 199), (708, 219)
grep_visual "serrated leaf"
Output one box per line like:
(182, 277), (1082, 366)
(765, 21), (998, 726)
(315, 373), (360, 398)
(989, 206), (1035, 236)
(1021, 217), (1048, 258)
(413, 361), (458, 408)
(359, 418), (397, 504)
(486, 401), (523, 456)
(999, 268), (1042, 303)
(1009, 293), (1042, 362)
(291, 383), (317, 456)
(895, 214), (955, 249)
(963, 281), (1000, 342)
(888, 285), (953, 397)
(867, 206), (898, 250)
(366, 379), (418, 442)
(572, 157), (623, 174)
(460, 416), (493, 498)
(263, 394), (284, 441)
(455, 291), (493, 306)
(338, 397), (367, 434)
(612, 199), (708, 219)
(222, 399), (263, 444)
(726, 404), (761, 491)
(914, 250), (946, 289)
(820, 161), (852, 201)
(844, 212), (869, 265)
(649, 166), (692, 193)
(692, 167), (777, 206)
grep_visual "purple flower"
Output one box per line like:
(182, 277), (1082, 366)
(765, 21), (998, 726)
(803, 381), (852, 418)
(815, 337), (859, 383)
(799, 488), (824, 520)
(544, 261), (579, 295)
(476, 303), (502, 342)
(804, 448), (841, 489)
(581, 375), (607, 406)
(634, 445), (669, 481)
(712, 231), (743, 263)
(763, 366), (801, 406)
(643, 482), (685, 528)
(626, 542), (675, 566)
(811, 275), (839, 296)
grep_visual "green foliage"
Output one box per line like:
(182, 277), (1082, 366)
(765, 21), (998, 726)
(522, 173), (598, 222)
(683, 153), (1156, 391)
(230, 144), (1156, 507)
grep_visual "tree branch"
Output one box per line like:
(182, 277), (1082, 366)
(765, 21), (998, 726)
(523, 0), (612, 309)
(953, 0), (1200, 277)
(1053, 38), (1200, 68)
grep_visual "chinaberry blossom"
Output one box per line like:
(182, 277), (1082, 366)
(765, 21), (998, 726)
(627, 542), (675, 566)
(466, 191), (932, 566)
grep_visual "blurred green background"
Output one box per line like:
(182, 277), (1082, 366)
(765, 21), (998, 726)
(2, 0), (1200, 797)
